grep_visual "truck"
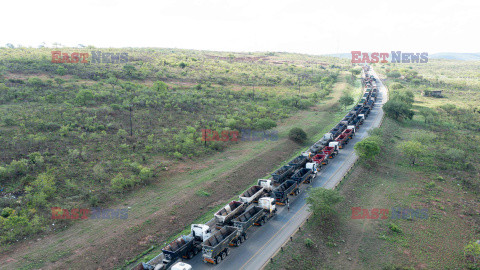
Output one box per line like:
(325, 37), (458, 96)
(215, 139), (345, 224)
(232, 198), (276, 240)
(239, 185), (265, 205)
(343, 127), (355, 139)
(330, 121), (347, 138)
(360, 106), (371, 117)
(343, 112), (356, 124)
(312, 153), (328, 165)
(273, 180), (298, 205)
(350, 105), (363, 116)
(202, 226), (239, 264)
(352, 114), (365, 128)
(271, 165), (294, 183)
(307, 133), (333, 155)
(290, 168), (313, 184)
(288, 155), (307, 170)
(335, 133), (349, 149)
(305, 162), (319, 182)
(133, 223), (214, 270)
(322, 142), (339, 159)
(170, 262), (192, 270)
(214, 201), (246, 226)
(162, 235), (198, 266)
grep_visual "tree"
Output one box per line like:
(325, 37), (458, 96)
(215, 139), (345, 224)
(339, 94), (354, 109)
(56, 66), (67, 76)
(392, 90), (414, 105)
(417, 107), (437, 123)
(255, 119), (277, 132)
(354, 137), (381, 161)
(398, 140), (425, 165)
(54, 77), (65, 88)
(288, 127), (307, 143)
(383, 99), (414, 121)
(123, 64), (136, 77)
(349, 67), (361, 80)
(464, 241), (480, 268)
(390, 82), (404, 90)
(152, 81), (168, 92)
(306, 187), (344, 220)
(106, 76), (118, 95)
(387, 71), (401, 78)
(75, 89), (94, 105)
(27, 77), (45, 89)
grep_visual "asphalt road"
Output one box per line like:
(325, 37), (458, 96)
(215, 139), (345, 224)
(183, 68), (387, 270)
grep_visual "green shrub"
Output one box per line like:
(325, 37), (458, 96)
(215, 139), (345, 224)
(304, 238), (314, 248)
(4, 117), (16, 126)
(388, 222), (402, 234)
(111, 173), (130, 192)
(139, 167), (154, 181)
(288, 127), (307, 143)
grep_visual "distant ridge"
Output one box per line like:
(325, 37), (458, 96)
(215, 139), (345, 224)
(324, 52), (480, 61)
(429, 52), (480, 61)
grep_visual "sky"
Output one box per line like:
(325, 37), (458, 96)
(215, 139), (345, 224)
(1, 0), (479, 54)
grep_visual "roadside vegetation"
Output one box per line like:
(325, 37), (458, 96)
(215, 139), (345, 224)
(0, 47), (348, 251)
(268, 59), (480, 269)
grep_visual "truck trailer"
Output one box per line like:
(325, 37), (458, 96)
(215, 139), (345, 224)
(214, 201), (246, 226)
(202, 226), (239, 265)
(238, 185), (265, 205)
(271, 165), (294, 183)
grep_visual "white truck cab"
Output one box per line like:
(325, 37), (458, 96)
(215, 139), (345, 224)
(257, 179), (273, 192)
(305, 162), (319, 177)
(191, 224), (212, 241)
(258, 197), (276, 213)
(170, 262), (192, 270)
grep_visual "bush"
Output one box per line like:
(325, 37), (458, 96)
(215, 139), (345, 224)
(387, 71), (401, 79)
(110, 173), (132, 192)
(4, 117), (16, 126)
(390, 82), (404, 90)
(354, 137), (381, 161)
(388, 222), (402, 234)
(288, 127), (307, 143)
(304, 238), (314, 248)
(383, 99), (414, 121)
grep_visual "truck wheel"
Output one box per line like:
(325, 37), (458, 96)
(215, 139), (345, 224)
(194, 248), (199, 255)
(260, 219), (265, 226)
(240, 236), (245, 243)
(234, 239), (239, 246)
(226, 248), (230, 256)
(221, 251), (226, 260)
(188, 251), (194, 259)
(244, 234), (248, 240)
(216, 256), (222, 264)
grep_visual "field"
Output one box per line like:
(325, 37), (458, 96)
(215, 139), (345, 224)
(0, 47), (358, 269)
(267, 60), (480, 269)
